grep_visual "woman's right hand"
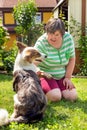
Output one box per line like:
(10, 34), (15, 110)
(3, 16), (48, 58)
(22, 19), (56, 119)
(63, 78), (74, 90)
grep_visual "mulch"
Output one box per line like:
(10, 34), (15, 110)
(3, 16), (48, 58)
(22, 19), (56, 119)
(0, 70), (12, 76)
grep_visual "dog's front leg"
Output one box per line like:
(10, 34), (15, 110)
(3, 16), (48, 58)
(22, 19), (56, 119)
(14, 94), (21, 106)
(11, 94), (21, 119)
(37, 71), (52, 79)
(11, 108), (18, 119)
(10, 116), (29, 124)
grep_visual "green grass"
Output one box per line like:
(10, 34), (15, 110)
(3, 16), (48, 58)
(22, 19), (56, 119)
(0, 17), (2, 24)
(0, 74), (87, 130)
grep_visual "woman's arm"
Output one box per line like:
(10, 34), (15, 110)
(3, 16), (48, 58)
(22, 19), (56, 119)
(65, 57), (76, 79)
(63, 57), (76, 90)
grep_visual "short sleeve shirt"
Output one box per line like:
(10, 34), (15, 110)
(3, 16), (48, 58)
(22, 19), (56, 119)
(34, 32), (75, 79)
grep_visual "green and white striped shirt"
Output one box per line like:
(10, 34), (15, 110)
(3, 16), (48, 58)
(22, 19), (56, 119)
(34, 32), (75, 79)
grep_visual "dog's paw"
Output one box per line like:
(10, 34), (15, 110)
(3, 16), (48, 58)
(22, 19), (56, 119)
(37, 71), (52, 79)
(42, 72), (52, 79)
(10, 112), (18, 119)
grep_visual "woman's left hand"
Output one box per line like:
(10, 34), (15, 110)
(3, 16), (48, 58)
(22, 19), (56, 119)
(63, 78), (74, 90)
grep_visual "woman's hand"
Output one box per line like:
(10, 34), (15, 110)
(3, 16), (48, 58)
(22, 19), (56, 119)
(63, 78), (74, 90)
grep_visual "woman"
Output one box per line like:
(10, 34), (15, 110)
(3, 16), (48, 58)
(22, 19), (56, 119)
(34, 18), (78, 102)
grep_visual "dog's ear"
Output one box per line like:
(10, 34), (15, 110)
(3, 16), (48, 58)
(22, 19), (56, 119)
(16, 41), (27, 53)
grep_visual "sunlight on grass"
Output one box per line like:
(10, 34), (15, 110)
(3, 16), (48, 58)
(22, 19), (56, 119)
(0, 18), (2, 24)
(72, 78), (87, 100)
(0, 74), (87, 130)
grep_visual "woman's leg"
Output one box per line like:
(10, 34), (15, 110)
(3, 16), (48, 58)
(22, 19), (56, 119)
(56, 78), (78, 101)
(62, 88), (78, 101)
(46, 88), (62, 102)
(40, 78), (62, 102)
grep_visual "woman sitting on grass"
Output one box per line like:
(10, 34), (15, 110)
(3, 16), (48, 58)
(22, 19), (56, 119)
(34, 18), (78, 102)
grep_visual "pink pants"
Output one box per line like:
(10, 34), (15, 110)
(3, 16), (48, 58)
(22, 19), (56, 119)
(40, 77), (75, 94)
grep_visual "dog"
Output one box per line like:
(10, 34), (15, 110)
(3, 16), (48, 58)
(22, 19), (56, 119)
(0, 41), (52, 126)
(0, 69), (47, 125)
(13, 41), (52, 78)
(11, 69), (47, 123)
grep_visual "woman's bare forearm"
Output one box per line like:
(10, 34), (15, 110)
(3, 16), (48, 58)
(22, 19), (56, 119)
(65, 57), (76, 79)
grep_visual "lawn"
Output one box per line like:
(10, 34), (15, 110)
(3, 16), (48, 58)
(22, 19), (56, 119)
(0, 73), (87, 130)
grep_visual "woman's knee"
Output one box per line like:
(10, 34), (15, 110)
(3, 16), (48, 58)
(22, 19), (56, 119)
(62, 88), (78, 101)
(46, 88), (62, 102)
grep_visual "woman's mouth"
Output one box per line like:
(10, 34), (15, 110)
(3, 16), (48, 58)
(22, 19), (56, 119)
(51, 39), (56, 42)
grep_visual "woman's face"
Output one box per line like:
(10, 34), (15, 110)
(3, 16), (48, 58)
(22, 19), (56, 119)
(47, 30), (62, 48)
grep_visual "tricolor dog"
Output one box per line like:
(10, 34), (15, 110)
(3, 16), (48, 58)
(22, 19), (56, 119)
(0, 41), (52, 126)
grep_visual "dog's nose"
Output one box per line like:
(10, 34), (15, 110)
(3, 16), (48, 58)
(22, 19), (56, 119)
(45, 55), (47, 58)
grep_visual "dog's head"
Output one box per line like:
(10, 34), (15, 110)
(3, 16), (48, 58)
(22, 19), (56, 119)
(16, 41), (47, 64)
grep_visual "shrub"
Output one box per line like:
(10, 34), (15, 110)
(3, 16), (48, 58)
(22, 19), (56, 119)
(78, 35), (87, 76)
(1, 46), (18, 73)
(0, 26), (10, 71)
(13, 0), (44, 46)
(0, 26), (10, 48)
(13, 0), (37, 30)
(69, 16), (87, 76)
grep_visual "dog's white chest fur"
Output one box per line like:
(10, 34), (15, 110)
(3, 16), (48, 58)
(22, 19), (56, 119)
(13, 53), (40, 73)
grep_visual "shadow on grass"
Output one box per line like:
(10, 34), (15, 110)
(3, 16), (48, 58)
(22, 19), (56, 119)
(0, 73), (12, 81)
(50, 98), (87, 114)
(0, 102), (70, 130)
(0, 99), (87, 130)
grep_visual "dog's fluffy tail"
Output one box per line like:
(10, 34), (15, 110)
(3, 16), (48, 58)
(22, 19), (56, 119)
(0, 109), (10, 126)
